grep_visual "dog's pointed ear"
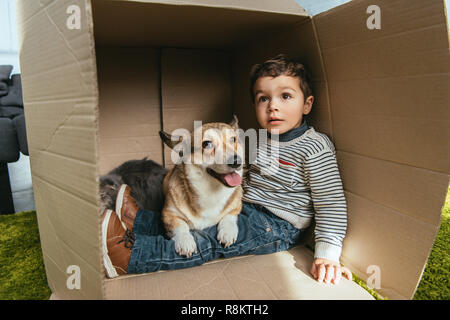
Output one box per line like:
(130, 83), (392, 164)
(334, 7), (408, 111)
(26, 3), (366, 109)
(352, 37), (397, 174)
(159, 130), (183, 150)
(229, 114), (239, 129)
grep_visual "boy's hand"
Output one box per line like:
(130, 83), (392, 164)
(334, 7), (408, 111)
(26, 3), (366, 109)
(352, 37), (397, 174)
(310, 258), (352, 285)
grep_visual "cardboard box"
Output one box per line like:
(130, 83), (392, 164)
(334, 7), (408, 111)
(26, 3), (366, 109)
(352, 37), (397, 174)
(15, 0), (449, 300)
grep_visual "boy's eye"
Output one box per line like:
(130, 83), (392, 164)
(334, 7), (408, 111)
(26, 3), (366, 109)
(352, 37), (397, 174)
(258, 96), (269, 103)
(282, 93), (291, 99)
(202, 141), (214, 149)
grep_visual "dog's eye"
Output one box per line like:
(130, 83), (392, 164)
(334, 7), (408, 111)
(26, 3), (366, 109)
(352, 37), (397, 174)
(202, 141), (214, 149)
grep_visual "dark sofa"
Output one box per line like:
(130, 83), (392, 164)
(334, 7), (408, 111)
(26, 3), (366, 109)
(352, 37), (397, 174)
(0, 65), (28, 214)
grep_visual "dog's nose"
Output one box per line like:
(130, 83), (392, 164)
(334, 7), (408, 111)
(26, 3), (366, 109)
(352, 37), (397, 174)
(227, 155), (242, 168)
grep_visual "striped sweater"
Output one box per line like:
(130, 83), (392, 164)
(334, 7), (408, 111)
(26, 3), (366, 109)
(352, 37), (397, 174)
(242, 126), (347, 262)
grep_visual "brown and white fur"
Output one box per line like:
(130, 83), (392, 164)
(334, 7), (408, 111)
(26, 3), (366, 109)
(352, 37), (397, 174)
(159, 116), (244, 257)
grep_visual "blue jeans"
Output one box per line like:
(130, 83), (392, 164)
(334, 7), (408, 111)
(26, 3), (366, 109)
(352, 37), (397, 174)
(127, 202), (304, 274)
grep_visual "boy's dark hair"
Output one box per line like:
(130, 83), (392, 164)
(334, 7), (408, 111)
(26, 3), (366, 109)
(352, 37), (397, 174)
(249, 54), (313, 103)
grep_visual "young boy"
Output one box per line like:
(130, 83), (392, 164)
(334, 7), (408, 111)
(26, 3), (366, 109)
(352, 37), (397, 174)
(102, 54), (351, 285)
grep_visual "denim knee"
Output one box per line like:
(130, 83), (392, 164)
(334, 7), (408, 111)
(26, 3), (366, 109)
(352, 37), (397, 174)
(241, 202), (304, 252)
(132, 209), (167, 237)
(128, 202), (305, 274)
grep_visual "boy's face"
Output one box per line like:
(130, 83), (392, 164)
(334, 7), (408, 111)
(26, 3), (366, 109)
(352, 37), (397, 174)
(253, 75), (313, 135)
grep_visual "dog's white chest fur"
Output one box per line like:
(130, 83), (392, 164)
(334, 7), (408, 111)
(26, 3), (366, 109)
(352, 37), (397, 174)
(186, 166), (237, 230)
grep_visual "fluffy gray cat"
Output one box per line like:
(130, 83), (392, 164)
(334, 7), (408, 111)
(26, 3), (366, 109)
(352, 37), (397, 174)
(99, 158), (168, 215)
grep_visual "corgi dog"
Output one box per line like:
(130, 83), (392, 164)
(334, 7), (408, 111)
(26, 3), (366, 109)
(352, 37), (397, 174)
(159, 115), (244, 257)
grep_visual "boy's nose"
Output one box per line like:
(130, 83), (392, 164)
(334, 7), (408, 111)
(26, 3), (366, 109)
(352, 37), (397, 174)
(268, 102), (279, 112)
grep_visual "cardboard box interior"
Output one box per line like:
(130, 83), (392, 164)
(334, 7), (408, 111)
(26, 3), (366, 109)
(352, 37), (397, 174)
(16, 0), (450, 300)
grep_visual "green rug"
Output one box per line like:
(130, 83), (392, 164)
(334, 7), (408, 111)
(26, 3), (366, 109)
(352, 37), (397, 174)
(413, 186), (450, 300)
(0, 210), (51, 300)
(0, 187), (449, 300)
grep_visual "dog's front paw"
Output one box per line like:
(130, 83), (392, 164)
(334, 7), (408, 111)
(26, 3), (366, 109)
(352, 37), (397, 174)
(172, 232), (198, 258)
(217, 216), (238, 248)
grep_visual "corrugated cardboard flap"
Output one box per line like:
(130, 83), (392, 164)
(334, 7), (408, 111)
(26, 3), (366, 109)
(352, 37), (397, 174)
(313, 0), (450, 299)
(103, 246), (374, 300)
(92, 0), (310, 48)
(16, 0), (104, 299)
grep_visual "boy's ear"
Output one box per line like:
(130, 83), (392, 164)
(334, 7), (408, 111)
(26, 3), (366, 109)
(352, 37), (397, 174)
(159, 130), (183, 150)
(229, 114), (239, 129)
(303, 96), (314, 115)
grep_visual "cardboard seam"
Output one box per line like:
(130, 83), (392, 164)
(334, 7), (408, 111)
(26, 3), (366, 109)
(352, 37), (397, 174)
(17, 0), (53, 27)
(320, 22), (448, 52)
(22, 96), (97, 105)
(343, 190), (442, 228)
(163, 105), (233, 110)
(34, 110), (78, 159)
(103, 267), (168, 282)
(35, 148), (97, 167)
(29, 100), (96, 167)
(290, 13), (314, 28)
(310, 17), (334, 141)
(337, 149), (450, 174)
(100, 151), (163, 156)
(246, 259), (280, 299)
(337, 149), (450, 175)
(76, 0), (107, 297)
(123, 0), (309, 17)
(101, 134), (163, 139)
(184, 260), (235, 299)
(159, 49), (166, 167)
(22, 58), (95, 79)
(328, 71), (450, 82)
(41, 3), (89, 94)
(156, 271), (163, 299)
(222, 258), (271, 299)
(41, 124), (96, 132)
(106, 255), (253, 281)
(33, 173), (98, 210)
(221, 264), (242, 300)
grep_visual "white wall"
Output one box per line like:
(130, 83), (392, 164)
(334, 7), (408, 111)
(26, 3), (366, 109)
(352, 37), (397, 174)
(294, 0), (351, 16)
(0, 0), (20, 73)
(296, 0), (450, 17)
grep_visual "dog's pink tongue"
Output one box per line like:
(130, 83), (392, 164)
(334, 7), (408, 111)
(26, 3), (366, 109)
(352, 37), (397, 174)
(223, 172), (242, 186)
